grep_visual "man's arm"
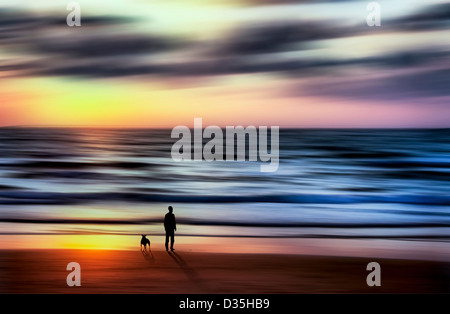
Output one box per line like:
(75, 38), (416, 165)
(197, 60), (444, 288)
(174, 215), (177, 231)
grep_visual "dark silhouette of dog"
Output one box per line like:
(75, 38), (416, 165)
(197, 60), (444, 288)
(140, 235), (150, 251)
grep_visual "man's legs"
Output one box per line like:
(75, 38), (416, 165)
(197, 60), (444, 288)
(165, 230), (174, 251)
(170, 232), (175, 251)
(165, 231), (169, 251)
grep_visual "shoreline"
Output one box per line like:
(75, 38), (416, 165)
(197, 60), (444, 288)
(1, 249), (448, 293)
(2, 235), (449, 262)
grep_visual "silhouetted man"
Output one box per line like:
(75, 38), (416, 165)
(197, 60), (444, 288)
(164, 206), (176, 251)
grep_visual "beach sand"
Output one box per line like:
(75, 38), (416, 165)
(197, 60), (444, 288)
(0, 249), (448, 293)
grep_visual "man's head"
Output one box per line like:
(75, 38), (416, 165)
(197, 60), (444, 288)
(168, 206), (173, 213)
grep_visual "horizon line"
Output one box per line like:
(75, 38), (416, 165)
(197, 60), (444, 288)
(0, 124), (450, 130)
(1, 125), (449, 130)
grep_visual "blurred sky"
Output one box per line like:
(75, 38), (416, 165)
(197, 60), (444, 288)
(0, 0), (449, 128)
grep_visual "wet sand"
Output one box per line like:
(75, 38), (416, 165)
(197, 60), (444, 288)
(0, 249), (448, 293)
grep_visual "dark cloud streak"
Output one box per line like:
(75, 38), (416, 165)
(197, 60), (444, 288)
(32, 35), (181, 58)
(32, 48), (449, 79)
(217, 20), (363, 56)
(391, 3), (450, 31)
(297, 68), (450, 101)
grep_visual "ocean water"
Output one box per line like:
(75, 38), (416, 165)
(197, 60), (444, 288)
(0, 128), (449, 258)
